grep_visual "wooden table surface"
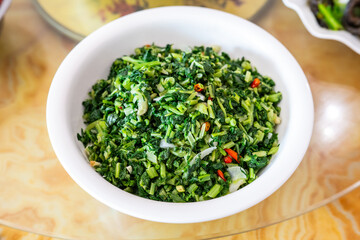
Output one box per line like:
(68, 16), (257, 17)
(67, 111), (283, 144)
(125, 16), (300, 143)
(0, 0), (359, 239)
(0, 186), (359, 239)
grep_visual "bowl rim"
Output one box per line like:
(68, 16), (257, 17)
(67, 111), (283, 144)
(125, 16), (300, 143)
(0, 0), (12, 20)
(47, 6), (314, 223)
(283, 0), (360, 54)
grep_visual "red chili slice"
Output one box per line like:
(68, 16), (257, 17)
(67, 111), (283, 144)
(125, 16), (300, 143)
(250, 78), (261, 88)
(217, 170), (226, 182)
(194, 83), (204, 92)
(224, 156), (232, 163)
(204, 122), (211, 132)
(224, 149), (241, 163)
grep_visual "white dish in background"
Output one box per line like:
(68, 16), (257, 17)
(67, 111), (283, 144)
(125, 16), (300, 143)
(283, 0), (360, 54)
(0, 0), (12, 21)
(47, 6), (314, 223)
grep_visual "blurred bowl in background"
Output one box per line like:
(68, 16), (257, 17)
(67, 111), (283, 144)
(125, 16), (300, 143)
(283, 0), (360, 54)
(0, 0), (11, 33)
(33, 0), (269, 41)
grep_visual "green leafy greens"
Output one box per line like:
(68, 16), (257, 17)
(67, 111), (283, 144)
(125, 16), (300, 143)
(77, 45), (282, 202)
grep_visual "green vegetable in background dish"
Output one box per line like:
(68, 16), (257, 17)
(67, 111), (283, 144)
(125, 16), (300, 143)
(310, 0), (360, 35)
(77, 45), (282, 202)
(317, 2), (345, 30)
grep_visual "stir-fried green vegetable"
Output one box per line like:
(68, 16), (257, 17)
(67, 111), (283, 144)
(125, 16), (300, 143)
(77, 45), (282, 202)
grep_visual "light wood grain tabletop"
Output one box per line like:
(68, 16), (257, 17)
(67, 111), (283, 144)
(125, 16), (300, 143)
(0, 186), (359, 239)
(0, 0), (359, 239)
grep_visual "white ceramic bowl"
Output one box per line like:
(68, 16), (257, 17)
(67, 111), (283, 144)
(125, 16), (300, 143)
(283, 0), (360, 54)
(47, 6), (314, 223)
